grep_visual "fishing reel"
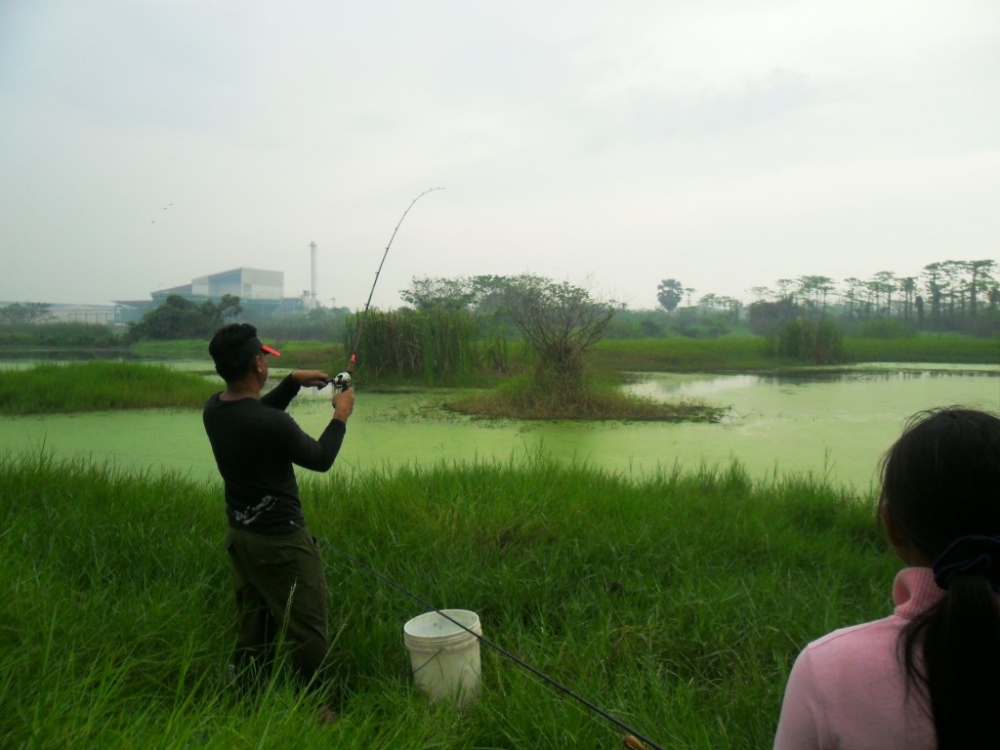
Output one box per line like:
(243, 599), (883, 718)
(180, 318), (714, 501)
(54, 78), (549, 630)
(330, 371), (352, 393)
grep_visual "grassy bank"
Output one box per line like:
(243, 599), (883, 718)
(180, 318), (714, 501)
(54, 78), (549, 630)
(842, 333), (1000, 364)
(0, 452), (897, 749)
(0, 362), (217, 414)
(592, 333), (1000, 372)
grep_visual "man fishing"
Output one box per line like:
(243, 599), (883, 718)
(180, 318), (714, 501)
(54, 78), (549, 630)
(203, 322), (355, 690)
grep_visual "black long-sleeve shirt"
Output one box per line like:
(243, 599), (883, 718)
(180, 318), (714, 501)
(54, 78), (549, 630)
(202, 374), (346, 534)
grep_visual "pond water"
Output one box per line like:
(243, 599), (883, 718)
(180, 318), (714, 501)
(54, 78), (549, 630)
(1, 363), (997, 491)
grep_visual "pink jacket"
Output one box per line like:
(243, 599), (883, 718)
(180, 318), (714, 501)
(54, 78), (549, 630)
(773, 567), (942, 749)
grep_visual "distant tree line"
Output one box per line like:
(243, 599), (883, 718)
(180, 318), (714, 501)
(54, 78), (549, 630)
(654, 259), (998, 340)
(746, 260), (998, 336)
(124, 294), (353, 343)
(124, 294), (243, 341)
(1, 295), (354, 345)
(5, 256), (994, 357)
(0, 302), (124, 349)
(0, 302), (53, 325)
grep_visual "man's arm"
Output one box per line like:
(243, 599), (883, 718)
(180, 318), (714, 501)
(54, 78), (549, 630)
(261, 374), (300, 411)
(281, 416), (346, 472)
(273, 384), (354, 472)
(261, 370), (330, 411)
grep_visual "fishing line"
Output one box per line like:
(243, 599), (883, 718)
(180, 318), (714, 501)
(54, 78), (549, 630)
(309, 530), (666, 750)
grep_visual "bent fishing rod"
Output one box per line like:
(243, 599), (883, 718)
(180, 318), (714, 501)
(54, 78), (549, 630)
(305, 528), (665, 750)
(326, 187), (445, 392)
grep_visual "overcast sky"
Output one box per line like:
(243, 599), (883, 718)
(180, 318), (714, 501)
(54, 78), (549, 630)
(1, 0), (997, 310)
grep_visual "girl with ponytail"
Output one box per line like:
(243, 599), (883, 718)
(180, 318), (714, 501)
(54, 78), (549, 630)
(774, 407), (1000, 749)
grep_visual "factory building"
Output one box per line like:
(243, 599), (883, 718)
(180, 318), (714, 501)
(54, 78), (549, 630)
(116, 267), (304, 323)
(152, 267), (284, 304)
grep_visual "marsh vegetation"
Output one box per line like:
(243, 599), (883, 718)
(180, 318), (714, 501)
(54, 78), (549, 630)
(0, 362), (216, 414)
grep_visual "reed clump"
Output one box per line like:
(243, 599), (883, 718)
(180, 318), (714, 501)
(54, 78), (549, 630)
(0, 450), (896, 748)
(347, 309), (481, 385)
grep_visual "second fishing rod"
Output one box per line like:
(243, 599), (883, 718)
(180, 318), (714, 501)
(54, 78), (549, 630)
(325, 187), (445, 393)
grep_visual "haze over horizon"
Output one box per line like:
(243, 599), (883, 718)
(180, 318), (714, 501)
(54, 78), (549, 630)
(1, 1), (997, 311)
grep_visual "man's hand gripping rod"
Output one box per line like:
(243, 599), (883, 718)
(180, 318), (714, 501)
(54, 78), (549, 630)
(326, 187), (445, 393)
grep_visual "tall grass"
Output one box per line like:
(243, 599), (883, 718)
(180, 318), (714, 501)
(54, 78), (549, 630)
(1, 451), (898, 748)
(0, 362), (217, 414)
(347, 309), (509, 386)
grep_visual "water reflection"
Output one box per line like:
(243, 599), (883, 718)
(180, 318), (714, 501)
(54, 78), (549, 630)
(634, 366), (1000, 399)
(0, 351), (142, 368)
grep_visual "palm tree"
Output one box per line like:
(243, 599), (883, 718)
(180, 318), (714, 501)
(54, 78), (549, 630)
(922, 263), (944, 324)
(872, 271), (897, 318)
(797, 275), (835, 318)
(967, 260), (997, 317)
(656, 279), (683, 312)
(899, 277), (917, 321)
(842, 278), (863, 320)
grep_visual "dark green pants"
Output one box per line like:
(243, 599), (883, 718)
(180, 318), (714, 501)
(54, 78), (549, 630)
(224, 526), (329, 685)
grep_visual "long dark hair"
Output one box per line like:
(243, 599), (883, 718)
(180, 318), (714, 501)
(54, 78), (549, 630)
(879, 407), (1000, 748)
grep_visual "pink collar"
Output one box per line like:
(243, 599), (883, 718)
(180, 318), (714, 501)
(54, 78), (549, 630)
(892, 567), (945, 619)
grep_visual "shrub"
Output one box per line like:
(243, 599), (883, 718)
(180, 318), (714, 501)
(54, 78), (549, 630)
(770, 319), (844, 364)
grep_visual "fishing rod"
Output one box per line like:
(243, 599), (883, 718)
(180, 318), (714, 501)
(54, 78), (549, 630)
(309, 530), (665, 750)
(327, 187), (445, 392)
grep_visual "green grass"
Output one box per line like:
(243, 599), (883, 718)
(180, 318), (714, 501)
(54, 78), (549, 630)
(842, 333), (1000, 364)
(0, 362), (217, 414)
(0, 451), (898, 749)
(591, 333), (1000, 372)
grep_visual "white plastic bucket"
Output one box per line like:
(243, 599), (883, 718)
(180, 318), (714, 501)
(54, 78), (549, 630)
(403, 609), (482, 708)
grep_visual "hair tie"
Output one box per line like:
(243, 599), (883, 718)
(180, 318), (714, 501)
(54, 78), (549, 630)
(932, 535), (1000, 591)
